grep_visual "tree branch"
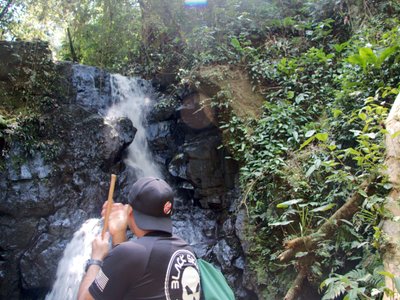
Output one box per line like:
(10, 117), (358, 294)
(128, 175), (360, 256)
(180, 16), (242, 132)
(283, 267), (308, 300)
(278, 176), (375, 263)
(0, 0), (13, 21)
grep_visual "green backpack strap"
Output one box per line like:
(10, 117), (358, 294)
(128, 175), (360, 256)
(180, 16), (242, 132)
(197, 258), (236, 300)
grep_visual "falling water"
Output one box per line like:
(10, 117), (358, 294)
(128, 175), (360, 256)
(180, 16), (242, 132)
(45, 219), (101, 300)
(108, 74), (162, 178)
(46, 73), (162, 299)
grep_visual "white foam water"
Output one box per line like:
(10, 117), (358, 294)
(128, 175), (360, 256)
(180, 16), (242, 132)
(45, 219), (101, 300)
(108, 74), (162, 178)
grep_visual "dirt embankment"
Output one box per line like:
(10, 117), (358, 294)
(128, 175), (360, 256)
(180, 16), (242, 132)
(190, 65), (264, 121)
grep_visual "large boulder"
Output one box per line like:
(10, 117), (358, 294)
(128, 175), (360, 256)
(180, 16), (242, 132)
(168, 130), (237, 208)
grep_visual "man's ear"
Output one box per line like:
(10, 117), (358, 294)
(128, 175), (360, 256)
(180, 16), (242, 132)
(126, 204), (133, 215)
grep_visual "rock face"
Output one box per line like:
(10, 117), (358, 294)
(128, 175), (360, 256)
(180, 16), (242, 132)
(0, 42), (135, 299)
(0, 41), (256, 299)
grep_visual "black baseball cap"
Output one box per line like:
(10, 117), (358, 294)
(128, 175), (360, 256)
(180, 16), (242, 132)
(128, 177), (174, 233)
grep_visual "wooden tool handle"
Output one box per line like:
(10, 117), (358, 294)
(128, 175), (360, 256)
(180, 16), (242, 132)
(102, 174), (117, 239)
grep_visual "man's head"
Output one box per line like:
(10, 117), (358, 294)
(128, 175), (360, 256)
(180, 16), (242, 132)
(128, 177), (174, 234)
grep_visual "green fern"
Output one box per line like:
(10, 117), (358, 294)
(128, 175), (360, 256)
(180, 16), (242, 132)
(321, 267), (385, 300)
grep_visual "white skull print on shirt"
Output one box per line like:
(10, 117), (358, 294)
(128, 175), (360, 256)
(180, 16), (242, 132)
(165, 250), (201, 300)
(181, 266), (200, 300)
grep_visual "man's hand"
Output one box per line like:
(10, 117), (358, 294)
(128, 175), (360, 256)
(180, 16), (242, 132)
(91, 232), (110, 260)
(101, 202), (130, 245)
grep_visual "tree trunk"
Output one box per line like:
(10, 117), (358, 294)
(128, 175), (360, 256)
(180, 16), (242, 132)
(382, 92), (400, 300)
(67, 27), (78, 63)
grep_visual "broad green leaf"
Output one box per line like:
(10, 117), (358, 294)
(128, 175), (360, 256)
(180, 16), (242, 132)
(358, 189), (368, 197)
(295, 93), (306, 103)
(364, 132), (377, 139)
(347, 54), (365, 69)
(358, 112), (367, 120)
(231, 37), (242, 51)
(305, 165), (316, 177)
(346, 148), (360, 156)
(277, 199), (303, 208)
(359, 47), (377, 68)
(305, 130), (316, 138)
(300, 136), (315, 149)
(378, 271), (395, 279)
(293, 131), (299, 142)
(377, 46), (397, 66)
(316, 133), (328, 142)
(269, 220), (294, 227)
(327, 144), (337, 151)
(311, 203), (336, 212)
(391, 131), (400, 139)
(332, 109), (342, 118)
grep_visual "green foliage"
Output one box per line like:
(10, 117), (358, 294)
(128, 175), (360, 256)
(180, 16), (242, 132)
(321, 267), (385, 300)
(0, 42), (60, 163)
(218, 2), (400, 298)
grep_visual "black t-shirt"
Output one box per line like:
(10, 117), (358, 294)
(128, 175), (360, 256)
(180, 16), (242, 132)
(89, 233), (201, 300)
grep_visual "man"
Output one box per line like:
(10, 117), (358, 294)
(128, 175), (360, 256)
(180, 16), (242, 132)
(78, 177), (201, 300)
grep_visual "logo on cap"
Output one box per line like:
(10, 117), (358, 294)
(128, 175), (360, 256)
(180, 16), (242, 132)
(164, 201), (172, 215)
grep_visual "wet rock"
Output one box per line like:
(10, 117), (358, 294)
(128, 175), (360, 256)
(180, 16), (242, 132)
(72, 65), (112, 115)
(32, 154), (52, 179)
(48, 208), (88, 238)
(172, 206), (217, 259)
(147, 120), (176, 150)
(168, 153), (188, 180)
(234, 256), (245, 270)
(213, 239), (235, 269)
(20, 234), (67, 289)
(20, 164), (32, 180)
(147, 95), (177, 122)
(0, 181), (55, 218)
(0, 254), (20, 299)
(222, 218), (235, 236)
(177, 93), (217, 132)
(0, 216), (38, 250)
(6, 151), (52, 182)
(184, 132), (226, 207)
(235, 208), (249, 254)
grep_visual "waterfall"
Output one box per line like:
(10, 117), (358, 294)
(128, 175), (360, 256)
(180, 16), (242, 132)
(108, 74), (162, 178)
(45, 219), (101, 300)
(46, 73), (161, 299)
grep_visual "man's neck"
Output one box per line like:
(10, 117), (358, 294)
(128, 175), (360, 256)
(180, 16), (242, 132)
(134, 228), (151, 238)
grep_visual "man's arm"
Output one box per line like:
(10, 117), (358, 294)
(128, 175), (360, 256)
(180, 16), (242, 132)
(77, 265), (99, 300)
(77, 232), (110, 300)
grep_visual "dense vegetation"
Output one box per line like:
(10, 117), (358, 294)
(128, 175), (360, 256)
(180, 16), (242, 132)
(2, 0), (400, 298)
